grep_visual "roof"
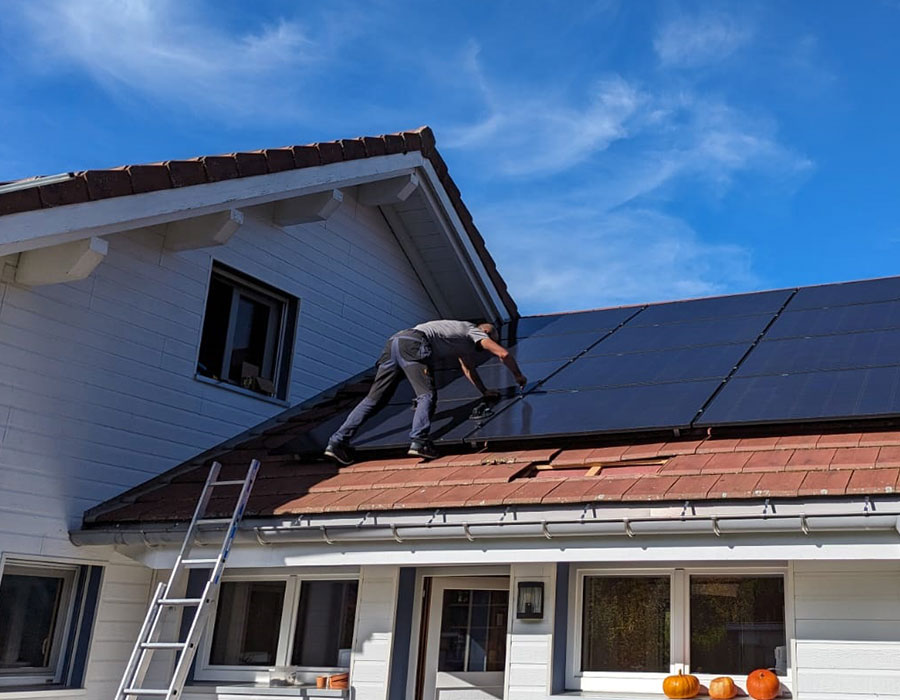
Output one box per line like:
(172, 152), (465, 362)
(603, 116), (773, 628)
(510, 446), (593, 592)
(0, 126), (517, 318)
(83, 274), (900, 526)
(85, 428), (900, 525)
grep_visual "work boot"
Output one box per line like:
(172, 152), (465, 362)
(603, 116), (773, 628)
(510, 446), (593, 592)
(324, 440), (355, 466)
(408, 439), (439, 460)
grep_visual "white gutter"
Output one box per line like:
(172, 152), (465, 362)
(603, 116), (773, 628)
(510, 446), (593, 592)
(71, 510), (900, 548)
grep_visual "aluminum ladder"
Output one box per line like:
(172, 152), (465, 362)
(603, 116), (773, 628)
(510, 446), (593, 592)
(115, 459), (260, 699)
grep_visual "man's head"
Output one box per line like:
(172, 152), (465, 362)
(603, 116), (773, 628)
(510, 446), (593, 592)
(478, 323), (499, 343)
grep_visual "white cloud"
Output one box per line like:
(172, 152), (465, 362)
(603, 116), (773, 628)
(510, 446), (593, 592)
(12, 0), (324, 120)
(480, 201), (757, 313)
(654, 14), (754, 68)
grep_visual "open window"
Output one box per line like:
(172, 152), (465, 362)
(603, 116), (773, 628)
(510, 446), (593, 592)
(197, 263), (297, 400)
(0, 559), (101, 689)
(196, 575), (359, 684)
(569, 567), (788, 694)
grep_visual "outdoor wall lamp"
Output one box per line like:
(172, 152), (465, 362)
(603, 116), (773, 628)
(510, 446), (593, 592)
(516, 581), (544, 620)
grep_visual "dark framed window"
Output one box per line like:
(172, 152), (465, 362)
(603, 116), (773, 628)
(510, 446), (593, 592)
(438, 589), (508, 673)
(0, 561), (102, 689)
(197, 264), (297, 400)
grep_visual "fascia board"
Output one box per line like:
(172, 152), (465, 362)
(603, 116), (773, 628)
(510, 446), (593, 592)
(0, 152), (423, 256)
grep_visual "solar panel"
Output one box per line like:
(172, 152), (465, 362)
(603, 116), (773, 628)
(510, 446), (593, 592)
(633, 289), (792, 326)
(543, 344), (747, 391)
(515, 307), (638, 338)
(788, 276), (900, 310)
(696, 366), (900, 426)
(466, 380), (722, 440)
(766, 300), (900, 339)
(590, 314), (772, 354)
(354, 397), (480, 447)
(505, 330), (609, 363)
(736, 329), (900, 377)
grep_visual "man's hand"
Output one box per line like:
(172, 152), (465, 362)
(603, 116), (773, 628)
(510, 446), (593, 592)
(515, 373), (528, 388)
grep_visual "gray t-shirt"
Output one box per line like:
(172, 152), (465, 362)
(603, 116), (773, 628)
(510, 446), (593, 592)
(412, 320), (489, 362)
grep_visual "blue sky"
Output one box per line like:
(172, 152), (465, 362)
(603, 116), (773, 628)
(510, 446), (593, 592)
(2, 0), (899, 315)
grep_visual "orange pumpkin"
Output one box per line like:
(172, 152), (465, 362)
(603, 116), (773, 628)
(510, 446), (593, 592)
(709, 676), (738, 699)
(746, 668), (780, 700)
(662, 670), (700, 699)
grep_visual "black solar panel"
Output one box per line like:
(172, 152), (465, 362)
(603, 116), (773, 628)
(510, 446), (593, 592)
(505, 330), (608, 363)
(697, 366), (900, 426)
(590, 314), (772, 354)
(466, 380), (722, 440)
(789, 277), (900, 310)
(766, 300), (900, 339)
(736, 330), (900, 377)
(633, 289), (792, 326)
(354, 397), (480, 447)
(515, 307), (637, 337)
(543, 344), (746, 391)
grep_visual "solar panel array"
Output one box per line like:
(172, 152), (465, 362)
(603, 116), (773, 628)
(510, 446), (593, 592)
(327, 276), (900, 451)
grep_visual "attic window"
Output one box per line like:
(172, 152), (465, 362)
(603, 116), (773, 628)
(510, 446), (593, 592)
(197, 264), (297, 400)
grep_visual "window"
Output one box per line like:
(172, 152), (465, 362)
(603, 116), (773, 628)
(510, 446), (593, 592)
(0, 560), (101, 689)
(571, 568), (788, 694)
(438, 589), (508, 673)
(198, 576), (359, 683)
(197, 264), (297, 400)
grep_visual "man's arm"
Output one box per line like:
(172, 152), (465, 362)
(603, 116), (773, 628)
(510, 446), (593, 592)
(478, 338), (527, 388)
(459, 357), (490, 395)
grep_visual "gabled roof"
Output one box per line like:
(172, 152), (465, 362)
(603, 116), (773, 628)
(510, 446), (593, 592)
(0, 126), (517, 318)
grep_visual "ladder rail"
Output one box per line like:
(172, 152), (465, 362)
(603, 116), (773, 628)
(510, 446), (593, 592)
(115, 459), (259, 700)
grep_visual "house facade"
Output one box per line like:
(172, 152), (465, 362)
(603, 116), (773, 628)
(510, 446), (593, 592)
(0, 128), (512, 698)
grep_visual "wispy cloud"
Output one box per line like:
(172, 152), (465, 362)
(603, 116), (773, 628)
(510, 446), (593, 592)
(654, 13), (754, 68)
(10, 0), (327, 121)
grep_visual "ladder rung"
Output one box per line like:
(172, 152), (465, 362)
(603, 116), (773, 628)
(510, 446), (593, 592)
(159, 598), (203, 606)
(211, 479), (245, 486)
(197, 518), (233, 525)
(124, 690), (168, 696)
(182, 558), (218, 566)
(141, 642), (186, 650)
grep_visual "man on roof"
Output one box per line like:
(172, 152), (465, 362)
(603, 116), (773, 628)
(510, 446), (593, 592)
(325, 320), (527, 464)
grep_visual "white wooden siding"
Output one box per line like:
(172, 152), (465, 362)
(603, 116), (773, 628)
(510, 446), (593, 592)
(0, 190), (438, 699)
(504, 564), (556, 700)
(793, 560), (900, 699)
(350, 566), (401, 700)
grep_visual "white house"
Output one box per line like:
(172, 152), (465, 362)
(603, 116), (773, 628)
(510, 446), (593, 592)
(2, 127), (900, 700)
(0, 127), (514, 698)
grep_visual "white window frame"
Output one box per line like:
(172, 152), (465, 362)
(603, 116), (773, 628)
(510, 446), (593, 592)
(567, 565), (792, 695)
(0, 558), (80, 688)
(196, 264), (296, 401)
(194, 571), (360, 684)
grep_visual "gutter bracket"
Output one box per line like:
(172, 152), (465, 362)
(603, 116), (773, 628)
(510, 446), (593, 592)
(139, 530), (159, 550)
(462, 523), (475, 542)
(254, 527), (270, 546)
(711, 516), (721, 537)
(321, 526), (334, 545)
(623, 519), (635, 538)
(762, 498), (773, 516)
(800, 514), (809, 536)
(391, 524), (403, 544)
(541, 521), (552, 540)
(864, 495), (874, 513)
(680, 500), (694, 518)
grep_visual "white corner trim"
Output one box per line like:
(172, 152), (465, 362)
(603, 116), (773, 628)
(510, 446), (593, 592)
(417, 160), (510, 321)
(15, 236), (108, 286)
(164, 208), (244, 251)
(273, 189), (343, 227)
(0, 153), (424, 257)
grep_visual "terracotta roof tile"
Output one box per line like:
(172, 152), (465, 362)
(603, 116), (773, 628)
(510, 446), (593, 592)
(709, 473), (762, 499)
(599, 462), (663, 477)
(540, 479), (600, 504)
(551, 448), (597, 467)
(697, 438), (742, 453)
(875, 445), (900, 467)
(350, 487), (419, 511)
(858, 430), (900, 447)
(383, 133), (407, 154)
(734, 436), (781, 452)
(743, 449), (794, 473)
(127, 164), (173, 193)
(291, 145), (320, 168)
(0, 185), (42, 215)
(753, 471), (807, 497)
(394, 486), (454, 509)
(84, 168), (133, 199)
(586, 476), (644, 501)
(700, 452), (751, 474)
(167, 160), (208, 187)
(665, 474), (720, 500)
(340, 139), (367, 160)
(202, 156), (241, 182)
(274, 490), (352, 515)
(344, 457), (423, 472)
(362, 136), (387, 157)
(846, 468), (900, 494)
(39, 176), (90, 207)
(816, 432), (862, 448)
(798, 470), (852, 497)
(775, 434), (821, 450)
(317, 140), (344, 163)
(830, 447), (880, 469)
(263, 148), (296, 172)
(660, 439), (704, 456)
(621, 443), (669, 460)
(431, 484), (491, 507)
(622, 476), (679, 501)
(785, 448), (836, 471)
(659, 454), (711, 475)
(502, 479), (561, 505)
(234, 152), (269, 177)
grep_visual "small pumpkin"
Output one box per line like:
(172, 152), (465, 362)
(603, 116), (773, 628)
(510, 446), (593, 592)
(662, 670), (700, 699)
(746, 668), (780, 700)
(709, 676), (738, 700)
